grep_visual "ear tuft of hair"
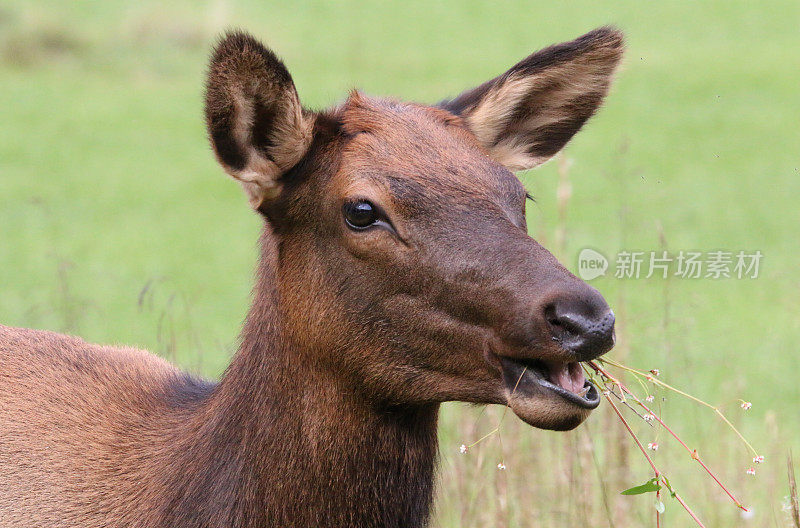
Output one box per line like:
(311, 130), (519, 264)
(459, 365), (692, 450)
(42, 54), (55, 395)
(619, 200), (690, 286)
(205, 31), (314, 208)
(441, 26), (625, 172)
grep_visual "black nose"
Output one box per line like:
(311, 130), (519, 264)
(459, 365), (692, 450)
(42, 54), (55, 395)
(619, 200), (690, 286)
(545, 293), (615, 361)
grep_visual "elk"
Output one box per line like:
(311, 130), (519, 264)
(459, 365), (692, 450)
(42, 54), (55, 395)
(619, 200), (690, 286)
(0, 27), (623, 527)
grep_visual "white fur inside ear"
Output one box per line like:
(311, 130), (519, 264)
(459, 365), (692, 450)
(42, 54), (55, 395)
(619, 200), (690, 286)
(461, 44), (621, 172)
(229, 163), (282, 209)
(226, 86), (313, 208)
(486, 138), (542, 172)
(465, 73), (540, 149)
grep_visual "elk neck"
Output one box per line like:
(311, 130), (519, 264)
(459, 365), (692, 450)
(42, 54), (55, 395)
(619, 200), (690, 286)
(164, 227), (439, 527)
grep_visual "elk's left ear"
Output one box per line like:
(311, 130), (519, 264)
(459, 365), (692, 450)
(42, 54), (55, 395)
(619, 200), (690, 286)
(441, 27), (624, 171)
(205, 31), (314, 208)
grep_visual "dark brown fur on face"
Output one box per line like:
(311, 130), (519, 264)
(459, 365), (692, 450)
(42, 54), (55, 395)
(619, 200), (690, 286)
(0, 28), (624, 527)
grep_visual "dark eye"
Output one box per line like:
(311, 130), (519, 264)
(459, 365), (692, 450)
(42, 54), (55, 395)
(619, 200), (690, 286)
(343, 200), (379, 230)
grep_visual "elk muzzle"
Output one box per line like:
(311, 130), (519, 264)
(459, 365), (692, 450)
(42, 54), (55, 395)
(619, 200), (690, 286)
(496, 283), (615, 430)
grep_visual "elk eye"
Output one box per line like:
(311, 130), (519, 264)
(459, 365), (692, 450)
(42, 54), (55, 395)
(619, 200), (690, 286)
(343, 200), (379, 230)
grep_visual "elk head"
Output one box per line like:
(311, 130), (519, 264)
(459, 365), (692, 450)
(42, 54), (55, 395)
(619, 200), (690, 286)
(205, 27), (623, 431)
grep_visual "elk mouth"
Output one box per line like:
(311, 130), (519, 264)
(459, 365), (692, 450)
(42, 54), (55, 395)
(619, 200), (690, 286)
(498, 356), (600, 410)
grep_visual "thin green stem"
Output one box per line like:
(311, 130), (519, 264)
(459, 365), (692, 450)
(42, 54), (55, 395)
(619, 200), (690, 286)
(589, 361), (749, 511)
(597, 358), (759, 457)
(466, 367), (526, 449)
(594, 374), (705, 528)
(664, 478), (706, 528)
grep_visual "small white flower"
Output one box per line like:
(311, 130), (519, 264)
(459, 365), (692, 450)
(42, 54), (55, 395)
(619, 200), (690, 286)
(741, 401), (752, 410)
(497, 462), (506, 470)
(746, 467), (756, 476)
(459, 444), (467, 454)
(643, 414), (655, 423)
(739, 507), (755, 520)
(647, 442), (659, 451)
(645, 395), (655, 402)
(753, 455), (764, 464)
(602, 390), (611, 397)
(649, 369), (661, 377)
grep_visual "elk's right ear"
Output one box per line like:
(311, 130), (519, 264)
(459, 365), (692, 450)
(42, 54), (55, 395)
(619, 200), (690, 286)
(205, 32), (314, 208)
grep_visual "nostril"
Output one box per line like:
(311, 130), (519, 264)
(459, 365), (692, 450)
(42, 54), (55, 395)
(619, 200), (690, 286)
(543, 304), (571, 340)
(544, 305), (560, 328)
(544, 303), (587, 337)
(543, 296), (616, 361)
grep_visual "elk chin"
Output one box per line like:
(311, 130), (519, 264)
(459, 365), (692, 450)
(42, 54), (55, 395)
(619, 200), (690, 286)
(499, 356), (600, 431)
(506, 389), (593, 431)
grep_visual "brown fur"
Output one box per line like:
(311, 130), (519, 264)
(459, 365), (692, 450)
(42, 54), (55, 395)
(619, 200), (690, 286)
(0, 28), (624, 527)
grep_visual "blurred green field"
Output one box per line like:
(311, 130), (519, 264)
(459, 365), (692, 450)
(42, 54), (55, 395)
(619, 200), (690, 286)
(1, 1), (799, 526)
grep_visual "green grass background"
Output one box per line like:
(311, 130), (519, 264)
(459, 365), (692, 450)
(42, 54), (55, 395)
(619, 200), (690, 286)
(1, 1), (798, 526)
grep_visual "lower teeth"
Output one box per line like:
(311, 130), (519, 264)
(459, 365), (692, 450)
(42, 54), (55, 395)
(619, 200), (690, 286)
(576, 386), (590, 398)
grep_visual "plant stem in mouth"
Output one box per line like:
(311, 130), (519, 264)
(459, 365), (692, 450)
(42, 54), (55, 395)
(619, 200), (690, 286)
(466, 367), (527, 450)
(597, 358), (758, 457)
(589, 370), (706, 527)
(587, 361), (750, 513)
